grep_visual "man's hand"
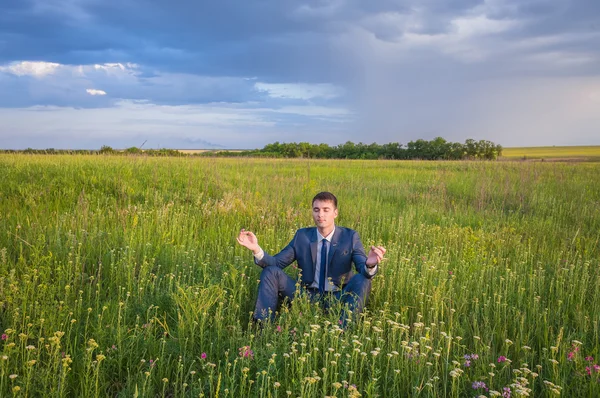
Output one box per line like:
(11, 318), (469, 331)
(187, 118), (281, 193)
(237, 229), (261, 255)
(366, 245), (386, 268)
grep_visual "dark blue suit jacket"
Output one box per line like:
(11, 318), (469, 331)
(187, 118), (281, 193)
(255, 226), (376, 287)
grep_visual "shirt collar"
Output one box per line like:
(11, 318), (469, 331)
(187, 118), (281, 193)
(317, 225), (335, 242)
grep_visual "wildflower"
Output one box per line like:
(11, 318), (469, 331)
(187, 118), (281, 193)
(1, 334), (7, 340)
(472, 381), (488, 391)
(201, 352), (207, 359)
(162, 378), (168, 383)
(567, 351), (575, 361)
(464, 360), (471, 367)
(25, 345), (35, 350)
(96, 354), (105, 362)
(13, 386), (21, 393)
(274, 382), (281, 388)
(498, 356), (507, 363)
(502, 386), (511, 398)
(239, 346), (254, 359)
(9, 374), (17, 380)
(585, 356), (594, 362)
(276, 325), (282, 333)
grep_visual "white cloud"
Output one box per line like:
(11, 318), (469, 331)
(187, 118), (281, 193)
(86, 89), (107, 96)
(0, 61), (62, 78)
(272, 105), (351, 119)
(254, 82), (344, 100)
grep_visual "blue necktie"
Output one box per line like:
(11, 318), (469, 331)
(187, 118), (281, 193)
(319, 239), (327, 293)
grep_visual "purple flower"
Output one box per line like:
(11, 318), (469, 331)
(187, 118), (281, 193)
(201, 352), (207, 359)
(472, 381), (488, 391)
(463, 360), (471, 367)
(497, 356), (507, 363)
(1, 334), (7, 341)
(471, 353), (479, 360)
(567, 351), (575, 361)
(502, 387), (511, 398)
(585, 356), (594, 362)
(276, 325), (282, 333)
(464, 354), (471, 360)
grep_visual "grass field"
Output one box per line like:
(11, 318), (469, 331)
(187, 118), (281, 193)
(501, 146), (600, 161)
(0, 155), (599, 397)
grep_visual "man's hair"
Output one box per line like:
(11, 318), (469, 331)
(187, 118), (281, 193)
(312, 192), (338, 208)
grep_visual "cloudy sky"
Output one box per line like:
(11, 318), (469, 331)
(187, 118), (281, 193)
(1, 0), (599, 149)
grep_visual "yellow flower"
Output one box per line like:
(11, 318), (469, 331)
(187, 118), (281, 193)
(87, 339), (99, 350)
(162, 378), (169, 383)
(12, 386), (21, 393)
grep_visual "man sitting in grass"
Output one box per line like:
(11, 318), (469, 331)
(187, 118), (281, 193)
(236, 191), (386, 326)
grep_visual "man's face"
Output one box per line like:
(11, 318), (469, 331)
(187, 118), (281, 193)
(312, 199), (338, 230)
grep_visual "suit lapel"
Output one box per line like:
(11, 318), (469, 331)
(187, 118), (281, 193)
(309, 228), (318, 275)
(328, 227), (341, 266)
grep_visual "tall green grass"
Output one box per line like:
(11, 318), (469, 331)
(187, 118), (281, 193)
(0, 155), (599, 397)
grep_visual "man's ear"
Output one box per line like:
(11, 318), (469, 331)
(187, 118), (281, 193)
(334, 208), (339, 218)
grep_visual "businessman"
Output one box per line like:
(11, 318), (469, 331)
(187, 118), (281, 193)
(237, 192), (386, 325)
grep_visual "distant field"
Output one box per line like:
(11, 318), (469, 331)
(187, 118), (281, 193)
(501, 145), (600, 161)
(177, 149), (244, 154)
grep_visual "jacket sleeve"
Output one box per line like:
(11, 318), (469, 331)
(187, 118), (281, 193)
(254, 231), (298, 269)
(351, 231), (377, 279)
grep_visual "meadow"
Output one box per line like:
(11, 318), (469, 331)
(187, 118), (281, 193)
(501, 146), (600, 162)
(0, 155), (599, 397)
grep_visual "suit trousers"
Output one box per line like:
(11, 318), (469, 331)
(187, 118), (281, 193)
(253, 265), (372, 325)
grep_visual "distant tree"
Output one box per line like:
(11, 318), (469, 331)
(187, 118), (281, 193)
(99, 145), (115, 154)
(124, 146), (142, 155)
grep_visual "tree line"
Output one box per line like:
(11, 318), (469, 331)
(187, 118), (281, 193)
(207, 138), (503, 160)
(0, 137), (503, 160)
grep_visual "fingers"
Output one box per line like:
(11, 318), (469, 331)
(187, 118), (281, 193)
(237, 229), (257, 248)
(370, 245), (386, 263)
